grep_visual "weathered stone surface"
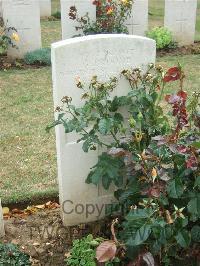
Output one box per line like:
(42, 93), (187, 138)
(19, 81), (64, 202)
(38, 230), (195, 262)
(51, 34), (156, 226)
(2, 0), (41, 59)
(0, 0), (2, 17)
(0, 199), (5, 238)
(61, 0), (96, 39)
(39, 0), (51, 17)
(126, 0), (148, 36)
(164, 0), (197, 46)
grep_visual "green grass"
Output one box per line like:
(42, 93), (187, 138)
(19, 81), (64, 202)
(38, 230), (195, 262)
(0, 68), (57, 204)
(51, 0), (60, 14)
(0, 0), (200, 205)
(41, 20), (61, 47)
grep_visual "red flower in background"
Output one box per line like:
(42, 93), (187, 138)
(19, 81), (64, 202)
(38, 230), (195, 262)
(93, 0), (101, 6)
(163, 67), (181, 83)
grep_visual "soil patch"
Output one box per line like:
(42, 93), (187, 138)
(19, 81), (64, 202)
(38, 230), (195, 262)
(0, 55), (48, 70)
(1, 207), (110, 266)
(157, 41), (200, 57)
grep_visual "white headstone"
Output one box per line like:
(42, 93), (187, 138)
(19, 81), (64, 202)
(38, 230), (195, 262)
(51, 34), (156, 226)
(61, 0), (96, 39)
(164, 0), (197, 46)
(126, 0), (148, 36)
(0, 199), (5, 238)
(0, 0), (2, 17)
(2, 0), (41, 59)
(40, 0), (51, 17)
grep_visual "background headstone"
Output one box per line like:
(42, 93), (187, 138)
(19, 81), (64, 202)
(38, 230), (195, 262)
(0, 0), (2, 17)
(126, 0), (148, 36)
(61, 0), (96, 39)
(164, 0), (197, 46)
(39, 0), (51, 17)
(2, 0), (41, 59)
(51, 34), (156, 226)
(0, 199), (5, 238)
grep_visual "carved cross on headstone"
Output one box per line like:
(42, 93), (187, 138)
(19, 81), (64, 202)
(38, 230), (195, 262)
(175, 8), (189, 35)
(125, 0), (148, 36)
(164, 0), (197, 46)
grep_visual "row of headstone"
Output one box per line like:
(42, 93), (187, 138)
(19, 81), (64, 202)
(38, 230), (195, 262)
(61, 0), (198, 46)
(61, 0), (148, 39)
(39, 0), (51, 17)
(2, 0), (198, 59)
(0, 0), (51, 18)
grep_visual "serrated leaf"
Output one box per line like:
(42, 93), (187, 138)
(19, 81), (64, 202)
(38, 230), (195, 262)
(175, 230), (191, 248)
(191, 141), (200, 149)
(195, 176), (200, 188)
(98, 118), (112, 135)
(191, 225), (200, 242)
(187, 196), (200, 217)
(167, 178), (184, 198)
(127, 224), (151, 246)
(126, 208), (154, 221)
(102, 175), (112, 190)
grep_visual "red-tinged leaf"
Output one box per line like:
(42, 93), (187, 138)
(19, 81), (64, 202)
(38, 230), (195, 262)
(163, 75), (173, 83)
(177, 90), (187, 100)
(176, 145), (188, 154)
(149, 188), (161, 198)
(167, 67), (179, 75)
(165, 94), (171, 102)
(96, 240), (117, 262)
(186, 155), (198, 170)
(163, 67), (181, 83)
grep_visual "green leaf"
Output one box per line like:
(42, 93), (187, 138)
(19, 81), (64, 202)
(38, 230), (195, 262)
(191, 225), (200, 242)
(175, 230), (191, 248)
(126, 208), (154, 221)
(167, 178), (184, 198)
(195, 176), (200, 188)
(191, 141), (200, 149)
(98, 118), (112, 135)
(187, 195), (200, 217)
(102, 175), (112, 190)
(126, 224), (151, 246)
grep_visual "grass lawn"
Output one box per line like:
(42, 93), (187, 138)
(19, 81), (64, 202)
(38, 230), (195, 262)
(0, 0), (200, 205)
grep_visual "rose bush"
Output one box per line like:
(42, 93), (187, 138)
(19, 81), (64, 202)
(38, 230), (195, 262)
(68, 0), (133, 36)
(48, 64), (199, 265)
(0, 20), (19, 55)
